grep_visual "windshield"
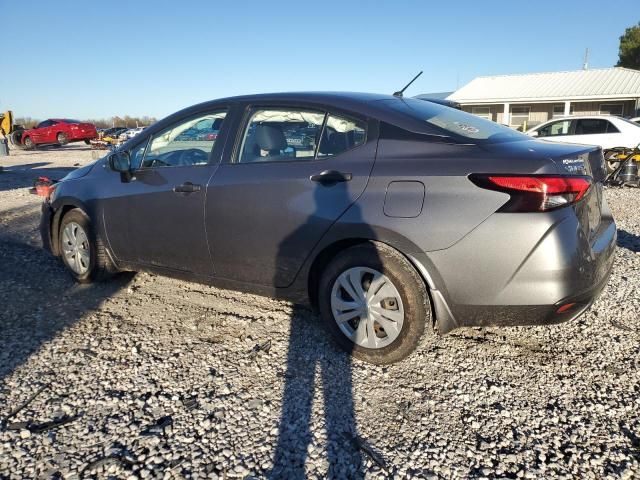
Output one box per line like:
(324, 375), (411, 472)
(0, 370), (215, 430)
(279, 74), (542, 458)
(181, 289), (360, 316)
(378, 98), (528, 144)
(619, 117), (640, 128)
(63, 119), (82, 124)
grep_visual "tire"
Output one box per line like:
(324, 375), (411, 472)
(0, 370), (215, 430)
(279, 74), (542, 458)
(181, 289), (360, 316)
(84, 139), (91, 145)
(318, 242), (431, 364)
(605, 150), (622, 174)
(10, 130), (24, 148)
(57, 132), (68, 145)
(23, 136), (35, 150)
(58, 209), (115, 283)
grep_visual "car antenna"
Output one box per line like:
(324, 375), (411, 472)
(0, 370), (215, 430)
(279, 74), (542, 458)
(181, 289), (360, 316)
(393, 71), (423, 98)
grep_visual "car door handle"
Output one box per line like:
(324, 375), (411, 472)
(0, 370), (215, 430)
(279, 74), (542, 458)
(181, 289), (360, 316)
(173, 182), (202, 193)
(310, 170), (352, 185)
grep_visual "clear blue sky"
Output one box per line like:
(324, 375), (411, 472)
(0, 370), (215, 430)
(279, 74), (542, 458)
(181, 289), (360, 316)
(1, 0), (636, 120)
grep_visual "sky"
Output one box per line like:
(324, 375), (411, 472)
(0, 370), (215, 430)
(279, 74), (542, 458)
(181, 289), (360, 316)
(0, 0), (637, 120)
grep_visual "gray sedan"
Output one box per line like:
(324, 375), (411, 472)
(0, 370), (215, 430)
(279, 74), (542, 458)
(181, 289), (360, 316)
(40, 92), (616, 364)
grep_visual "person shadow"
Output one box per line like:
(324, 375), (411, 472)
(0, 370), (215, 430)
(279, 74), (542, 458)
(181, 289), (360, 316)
(270, 181), (378, 479)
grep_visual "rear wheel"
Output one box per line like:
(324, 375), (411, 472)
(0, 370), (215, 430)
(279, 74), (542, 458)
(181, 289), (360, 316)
(23, 136), (35, 150)
(59, 209), (115, 283)
(318, 242), (431, 364)
(57, 132), (68, 145)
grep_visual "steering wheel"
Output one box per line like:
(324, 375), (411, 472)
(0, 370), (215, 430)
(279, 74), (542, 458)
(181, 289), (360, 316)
(175, 148), (208, 166)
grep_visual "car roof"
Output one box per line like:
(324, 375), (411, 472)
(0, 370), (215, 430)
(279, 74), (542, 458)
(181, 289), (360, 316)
(177, 91), (397, 117)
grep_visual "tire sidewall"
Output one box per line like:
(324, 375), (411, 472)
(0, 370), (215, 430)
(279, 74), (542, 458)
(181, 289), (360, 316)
(58, 210), (98, 283)
(318, 243), (429, 364)
(57, 133), (68, 145)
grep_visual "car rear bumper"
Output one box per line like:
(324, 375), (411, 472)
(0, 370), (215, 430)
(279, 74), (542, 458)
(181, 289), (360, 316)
(425, 204), (617, 333)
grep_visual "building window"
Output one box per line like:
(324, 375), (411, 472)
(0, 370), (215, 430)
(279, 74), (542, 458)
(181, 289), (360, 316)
(471, 106), (492, 121)
(553, 104), (574, 118)
(510, 106), (530, 128)
(599, 103), (623, 116)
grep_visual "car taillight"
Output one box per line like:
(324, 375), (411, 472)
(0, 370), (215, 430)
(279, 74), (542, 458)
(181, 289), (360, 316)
(469, 174), (592, 212)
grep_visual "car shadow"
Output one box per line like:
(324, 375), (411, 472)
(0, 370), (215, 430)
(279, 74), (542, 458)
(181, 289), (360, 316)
(0, 207), (132, 389)
(617, 229), (640, 253)
(270, 184), (375, 479)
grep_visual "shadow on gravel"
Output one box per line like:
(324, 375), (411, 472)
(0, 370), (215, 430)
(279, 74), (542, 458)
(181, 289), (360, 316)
(617, 229), (640, 253)
(0, 204), (43, 243)
(0, 164), (76, 192)
(271, 185), (369, 479)
(0, 240), (132, 385)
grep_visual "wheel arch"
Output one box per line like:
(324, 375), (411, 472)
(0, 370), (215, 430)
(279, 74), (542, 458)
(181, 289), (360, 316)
(50, 199), (90, 256)
(306, 237), (442, 330)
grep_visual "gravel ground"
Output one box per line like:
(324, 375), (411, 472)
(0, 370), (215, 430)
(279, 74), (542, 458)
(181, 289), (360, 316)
(0, 145), (639, 479)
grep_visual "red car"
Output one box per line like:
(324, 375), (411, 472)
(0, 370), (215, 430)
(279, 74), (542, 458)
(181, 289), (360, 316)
(21, 119), (97, 149)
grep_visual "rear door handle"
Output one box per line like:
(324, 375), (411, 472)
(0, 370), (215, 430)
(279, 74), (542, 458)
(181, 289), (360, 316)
(310, 170), (352, 185)
(173, 182), (202, 193)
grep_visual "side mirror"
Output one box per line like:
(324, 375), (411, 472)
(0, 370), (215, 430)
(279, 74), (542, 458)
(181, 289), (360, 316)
(108, 151), (133, 182)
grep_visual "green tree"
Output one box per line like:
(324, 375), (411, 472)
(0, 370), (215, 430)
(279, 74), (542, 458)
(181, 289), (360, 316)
(616, 22), (640, 69)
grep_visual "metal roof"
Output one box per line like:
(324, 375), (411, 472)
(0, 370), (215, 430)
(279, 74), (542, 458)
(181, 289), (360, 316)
(448, 68), (640, 103)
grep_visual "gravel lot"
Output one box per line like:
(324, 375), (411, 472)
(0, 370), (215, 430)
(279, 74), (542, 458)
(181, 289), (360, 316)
(0, 145), (639, 479)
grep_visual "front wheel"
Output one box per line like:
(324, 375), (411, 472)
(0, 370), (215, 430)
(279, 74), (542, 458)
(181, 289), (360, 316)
(57, 132), (68, 145)
(318, 242), (431, 364)
(59, 209), (114, 283)
(23, 136), (35, 150)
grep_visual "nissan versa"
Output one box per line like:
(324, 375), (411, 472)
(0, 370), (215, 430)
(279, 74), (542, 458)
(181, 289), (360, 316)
(40, 93), (616, 364)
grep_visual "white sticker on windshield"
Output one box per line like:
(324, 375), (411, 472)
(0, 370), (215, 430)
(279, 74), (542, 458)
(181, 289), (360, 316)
(452, 122), (479, 134)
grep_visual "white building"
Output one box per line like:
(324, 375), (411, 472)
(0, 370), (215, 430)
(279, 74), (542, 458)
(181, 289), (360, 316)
(446, 67), (640, 129)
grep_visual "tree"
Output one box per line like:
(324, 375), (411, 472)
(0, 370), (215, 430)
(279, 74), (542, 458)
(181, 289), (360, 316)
(616, 22), (640, 69)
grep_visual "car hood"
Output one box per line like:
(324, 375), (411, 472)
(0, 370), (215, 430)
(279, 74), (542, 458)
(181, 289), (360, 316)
(60, 157), (104, 181)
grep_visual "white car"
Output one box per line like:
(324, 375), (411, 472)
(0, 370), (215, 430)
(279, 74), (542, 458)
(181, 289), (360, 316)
(526, 116), (640, 172)
(126, 127), (146, 138)
(631, 117), (640, 125)
(119, 127), (146, 140)
(526, 115), (640, 150)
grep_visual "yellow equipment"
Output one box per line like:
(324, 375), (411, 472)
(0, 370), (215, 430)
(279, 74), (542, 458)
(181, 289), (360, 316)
(0, 110), (13, 135)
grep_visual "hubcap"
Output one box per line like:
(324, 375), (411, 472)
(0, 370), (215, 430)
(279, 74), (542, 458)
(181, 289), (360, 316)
(330, 267), (404, 349)
(61, 222), (90, 275)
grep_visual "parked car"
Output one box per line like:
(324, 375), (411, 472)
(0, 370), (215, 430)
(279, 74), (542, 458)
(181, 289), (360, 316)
(102, 127), (128, 138)
(40, 92), (616, 364)
(526, 116), (640, 172)
(121, 127), (146, 140)
(21, 119), (97, 149)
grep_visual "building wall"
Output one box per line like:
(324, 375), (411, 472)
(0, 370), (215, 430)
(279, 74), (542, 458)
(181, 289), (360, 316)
(462, 99), (638, 128)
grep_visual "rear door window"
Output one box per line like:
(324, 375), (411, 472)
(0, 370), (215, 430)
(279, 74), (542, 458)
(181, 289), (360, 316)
(237, 109), (368, 163)
(238, 109), (325, 163)
(574, 119), (619, 135)
(317, 115), (366, 158)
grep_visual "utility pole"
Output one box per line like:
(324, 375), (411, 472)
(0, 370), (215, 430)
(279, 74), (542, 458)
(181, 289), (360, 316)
(582, 48), (589, 70)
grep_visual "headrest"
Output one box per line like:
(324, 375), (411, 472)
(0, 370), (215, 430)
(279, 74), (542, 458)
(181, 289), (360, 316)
(255, 124), (288, 151)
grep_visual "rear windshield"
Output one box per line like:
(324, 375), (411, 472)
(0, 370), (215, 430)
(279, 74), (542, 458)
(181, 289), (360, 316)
(378, 98), (528, 144)
(63, 119), (81, 124)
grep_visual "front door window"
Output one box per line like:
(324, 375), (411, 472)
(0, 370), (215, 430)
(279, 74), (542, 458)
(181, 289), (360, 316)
(140, 110), (227, 168)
